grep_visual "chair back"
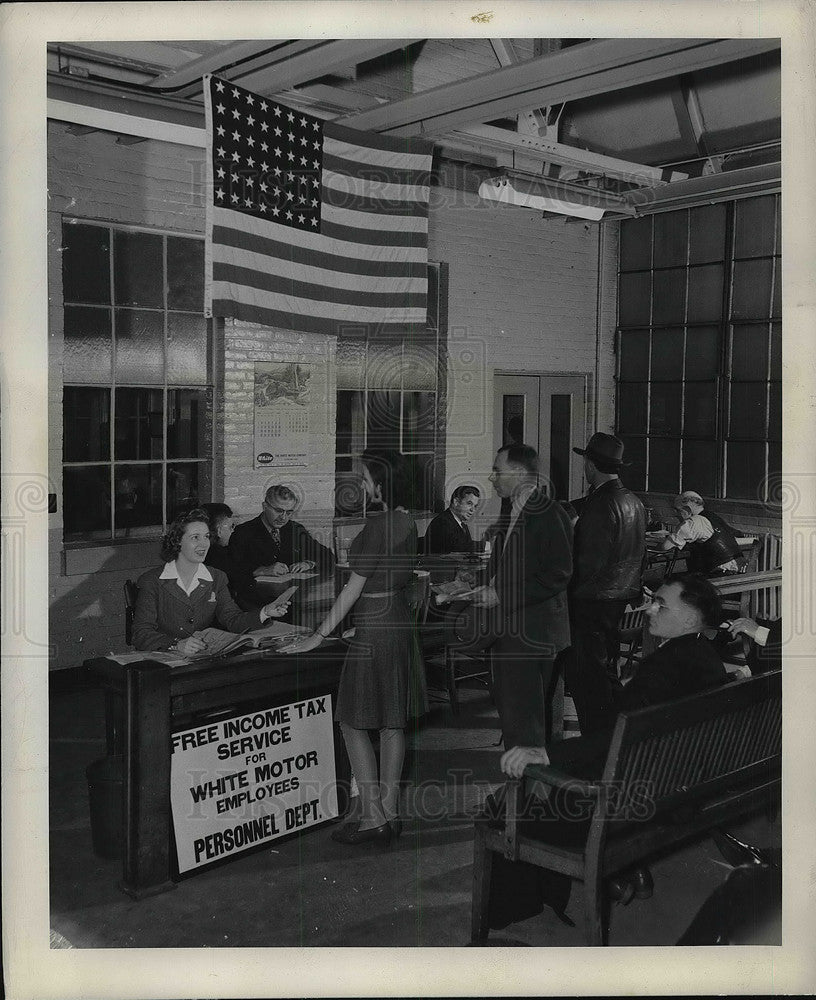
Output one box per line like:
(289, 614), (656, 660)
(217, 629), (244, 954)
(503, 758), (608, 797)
(754, 534), (782, 619)
(123, 579), (139, 646)
(407, 570), (432, 625)
(604, 671), (781, 816)
(618, 602), (646, 635)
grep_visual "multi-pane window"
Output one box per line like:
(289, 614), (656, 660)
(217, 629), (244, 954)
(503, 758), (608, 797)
(616, 196), (781, 500)
(334, 265), (443, 516)
(61, 221), (213, 541)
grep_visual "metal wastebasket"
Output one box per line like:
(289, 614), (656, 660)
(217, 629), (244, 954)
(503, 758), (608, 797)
(86, 755), (124, 860)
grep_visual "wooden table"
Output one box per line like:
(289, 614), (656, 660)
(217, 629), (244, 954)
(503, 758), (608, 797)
(85, 642), (350, 899)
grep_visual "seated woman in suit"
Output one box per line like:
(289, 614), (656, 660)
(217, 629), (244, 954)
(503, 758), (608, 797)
(132, 508), (289, 657)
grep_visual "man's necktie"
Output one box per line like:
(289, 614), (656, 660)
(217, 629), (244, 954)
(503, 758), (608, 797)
(270, 526), (281, 556)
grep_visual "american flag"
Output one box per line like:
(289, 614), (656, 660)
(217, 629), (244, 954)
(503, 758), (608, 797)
(203, 74), (434, 337)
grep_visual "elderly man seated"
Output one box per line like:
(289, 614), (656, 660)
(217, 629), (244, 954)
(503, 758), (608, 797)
(493, 574), (727, 915)
(651, 490), (744, 576)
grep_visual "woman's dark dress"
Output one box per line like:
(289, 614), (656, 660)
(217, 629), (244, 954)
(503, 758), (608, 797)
(334, 510), (420, 729)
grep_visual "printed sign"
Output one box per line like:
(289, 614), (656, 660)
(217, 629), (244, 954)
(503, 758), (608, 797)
(253, 361), (312, 467)
(170, 695), (337, 872)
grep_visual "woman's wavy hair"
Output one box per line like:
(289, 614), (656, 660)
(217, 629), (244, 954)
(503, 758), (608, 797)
(160, 507), (211, 562)
(361, 450), (419, 510)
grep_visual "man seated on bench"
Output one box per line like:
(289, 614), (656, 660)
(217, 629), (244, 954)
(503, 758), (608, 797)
(722, 616), (782, 674)
(499, 573), (728, 906)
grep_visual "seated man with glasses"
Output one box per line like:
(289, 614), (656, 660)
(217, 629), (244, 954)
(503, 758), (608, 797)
(229, 484), (334, 610)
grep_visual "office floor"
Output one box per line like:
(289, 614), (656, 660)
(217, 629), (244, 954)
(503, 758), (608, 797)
(49, 672), (780, 949)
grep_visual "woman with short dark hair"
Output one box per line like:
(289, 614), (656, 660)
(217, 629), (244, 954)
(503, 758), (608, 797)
(132, 508), (289, 657)
(281, 450), (423, 846)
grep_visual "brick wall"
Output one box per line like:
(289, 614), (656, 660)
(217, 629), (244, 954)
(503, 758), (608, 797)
(428, 184), (619, 528)
(46, 124), (618, 669)
(220, 320), (336, 543)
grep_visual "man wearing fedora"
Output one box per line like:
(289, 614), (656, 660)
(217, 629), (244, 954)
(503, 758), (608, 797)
(566, 433), (646, 735)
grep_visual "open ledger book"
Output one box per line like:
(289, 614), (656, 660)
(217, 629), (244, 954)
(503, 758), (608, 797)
(187, 620), (312, 658)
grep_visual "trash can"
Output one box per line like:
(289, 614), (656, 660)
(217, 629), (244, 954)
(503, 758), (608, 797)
(86, 755), (124, 860)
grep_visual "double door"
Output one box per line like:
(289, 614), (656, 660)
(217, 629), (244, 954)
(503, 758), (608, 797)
(493, 373), (587, 502)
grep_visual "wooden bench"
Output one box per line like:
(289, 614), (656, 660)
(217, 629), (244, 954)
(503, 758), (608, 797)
(710, 567), (782, 619)
(471, 670), (781, 945)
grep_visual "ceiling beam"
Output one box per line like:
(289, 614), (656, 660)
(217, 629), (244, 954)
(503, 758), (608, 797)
(144, 41), (309, 91)
(620, 161), (780, 216)
(337, 37), (781, 137)
(146, 39), (416, 99)
(489, 38), (550, 137)
(452, 124), (688, 185)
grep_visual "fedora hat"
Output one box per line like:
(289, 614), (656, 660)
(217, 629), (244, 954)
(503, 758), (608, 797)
(572, 432), (630, 467)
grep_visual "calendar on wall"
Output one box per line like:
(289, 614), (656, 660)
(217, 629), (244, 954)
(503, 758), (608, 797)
(253, 362), (313, 468)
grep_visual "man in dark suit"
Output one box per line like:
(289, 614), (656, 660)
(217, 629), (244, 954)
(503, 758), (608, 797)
(473, 444), (573, 748)
(229, 484), (334, 610)
(424, 484), (480, 554)
(726, 616), (783, 674)
(498, 573), (728, 910)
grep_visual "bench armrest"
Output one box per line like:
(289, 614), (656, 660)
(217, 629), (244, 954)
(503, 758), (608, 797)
(523, 763), (601, 800)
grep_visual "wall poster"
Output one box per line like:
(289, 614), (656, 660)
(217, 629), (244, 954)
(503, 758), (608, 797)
(253, 361), (312, 468)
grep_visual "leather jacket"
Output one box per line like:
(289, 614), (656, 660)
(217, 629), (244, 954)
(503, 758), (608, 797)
(685, 509), (744, 575)
(570, 479), (646, 601)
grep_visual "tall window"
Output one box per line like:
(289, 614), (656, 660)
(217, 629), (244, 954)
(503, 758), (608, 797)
(616, 196), (781, 500)
(334, 264), (444, 516)
(61, 221), (213, 541)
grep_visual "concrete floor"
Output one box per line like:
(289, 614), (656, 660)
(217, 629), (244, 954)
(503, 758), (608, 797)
(49, 673), (780, 949)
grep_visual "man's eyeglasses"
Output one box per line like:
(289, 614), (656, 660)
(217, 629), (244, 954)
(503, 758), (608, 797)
(264, 502), (295, 518)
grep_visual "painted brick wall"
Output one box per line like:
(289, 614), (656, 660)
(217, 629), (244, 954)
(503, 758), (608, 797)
(220, 320), (336, 543)
(46, 124), (618, 668)
(428, 184), (619, 528)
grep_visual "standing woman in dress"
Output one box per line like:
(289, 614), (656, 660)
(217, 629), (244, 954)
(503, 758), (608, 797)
(282, 450), (419, 846)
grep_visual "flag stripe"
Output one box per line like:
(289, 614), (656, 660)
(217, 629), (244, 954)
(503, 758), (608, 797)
(212, 245), (426, 293)
(212, 208), (427, 262)
(320, 218), (428, 248)
(322, 151), (431, 190)
(322, 179), (430, 219)
(211, 281), (424, 322)
(322, 169), (430, 209)
(321, 202), (427, 232)
(323, 123), (434, 161)
(211, 299), (422, 337)
(205, 78), (433, 333)
(213, 261), (426, 308)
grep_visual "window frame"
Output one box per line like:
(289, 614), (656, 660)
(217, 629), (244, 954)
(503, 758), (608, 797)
(615, 196), (781, 502)
(61, 218), (215, 545)
(334, 262), (446, 518)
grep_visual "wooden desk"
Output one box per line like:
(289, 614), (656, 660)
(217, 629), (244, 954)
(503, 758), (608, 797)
(85, 642), (349, 899)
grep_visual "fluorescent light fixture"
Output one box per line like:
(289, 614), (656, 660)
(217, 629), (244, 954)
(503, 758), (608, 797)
(478, 174), (607, 221)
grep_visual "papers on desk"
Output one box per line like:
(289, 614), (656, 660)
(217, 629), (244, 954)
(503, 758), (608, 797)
(254, 571), (319, 583)
(105, 650), (189, 666)
(432, 579), (479, 605)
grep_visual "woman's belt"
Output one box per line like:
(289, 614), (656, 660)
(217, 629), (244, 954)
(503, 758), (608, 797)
(360, 589), (399, 598)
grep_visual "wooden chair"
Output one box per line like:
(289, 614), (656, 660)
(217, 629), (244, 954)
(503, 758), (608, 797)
(471, 671), (782, 946)
(123, 579), (139, 646)
(614, 602), (647, 680)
